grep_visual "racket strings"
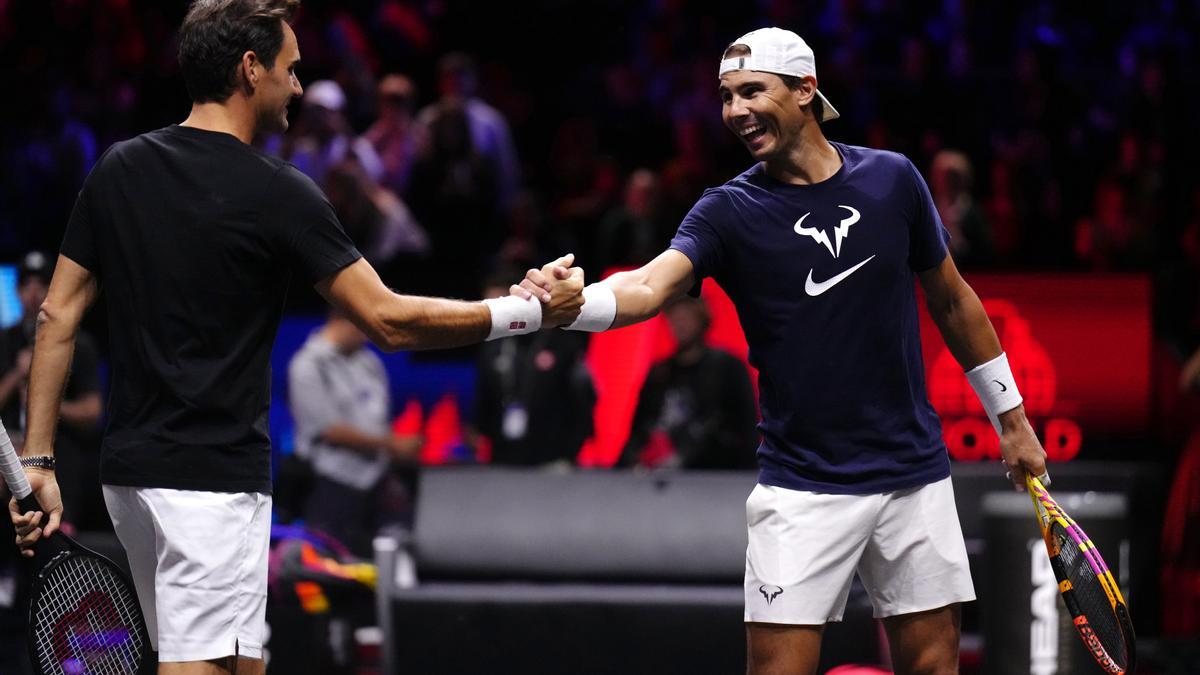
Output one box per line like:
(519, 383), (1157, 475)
(1056, 529), (1128, 668)
(31, 554), (147, 675)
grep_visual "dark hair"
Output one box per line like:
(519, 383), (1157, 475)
(178, 0), (300, 103)
(778, 74), (824, 120)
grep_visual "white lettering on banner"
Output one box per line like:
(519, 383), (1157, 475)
(1030, 540), (1059, 675)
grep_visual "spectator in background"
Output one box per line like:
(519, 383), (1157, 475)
(288, 309), (421, 555)
(415, 53), (521, 213)
(619, 296), (757, 471)
(0, 252), (103, 530)
(930, 149), (993, 268)
(364, 73), (422, 195)
(984, 157), (1022, 263)
(545, 117), (621, 263)
(266, 79), (385, 185)
(407, 103), (500, 300)
(594, 169), (669, 273)
(471, 270), (595, 468)
(323, 159), (429, 289)
(1073, 177), (1151, 271)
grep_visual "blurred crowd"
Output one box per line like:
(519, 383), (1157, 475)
(1, 0), (1197, 344)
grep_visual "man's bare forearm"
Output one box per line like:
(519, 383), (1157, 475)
(603, 251), (696, 329)
(317, 259), (493, 351)
(24, 312), (79, 457)
(602, 271), (664, 328)
(927, 284), (1002, 369)
(372, 294), (491, 351)
(22, 256), (97, 457)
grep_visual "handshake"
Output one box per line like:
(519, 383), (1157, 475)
(506, 253), (589, 329)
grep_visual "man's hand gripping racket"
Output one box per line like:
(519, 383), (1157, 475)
(1026, 471), (1136, 674)
(0, 420), (152, 675)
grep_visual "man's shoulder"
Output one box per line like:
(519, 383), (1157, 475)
(104, 127), (289, 174)
(833, 142), (914, 175)
(722, 163), (766, 188)
(692, 165), (763, 206)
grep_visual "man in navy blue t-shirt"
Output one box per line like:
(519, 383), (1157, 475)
(520, 27), (1049, 674)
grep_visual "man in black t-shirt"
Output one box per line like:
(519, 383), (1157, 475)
(619, 296), (757, 470)
(8, 2), (582, 673)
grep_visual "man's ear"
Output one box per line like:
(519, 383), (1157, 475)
(793, 75), (818, 110)
(240, 50), (260, 95)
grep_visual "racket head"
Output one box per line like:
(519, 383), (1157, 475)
(26, 539), (152, 675)
(1026, 474), (1136, 674)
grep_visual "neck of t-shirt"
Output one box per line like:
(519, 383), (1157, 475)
(764, 134), (843, 186)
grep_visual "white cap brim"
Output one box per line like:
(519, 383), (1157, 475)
(815, 90), (840, 122)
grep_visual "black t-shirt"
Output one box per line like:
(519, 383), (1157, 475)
(60, 125), (361, 493)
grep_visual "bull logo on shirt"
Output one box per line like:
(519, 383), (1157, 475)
(759, 584), (784, 605)
(794, 205), (860, 258)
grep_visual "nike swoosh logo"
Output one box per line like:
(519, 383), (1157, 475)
(804, 255), (876, 296)
(992, 379), (1008, 392)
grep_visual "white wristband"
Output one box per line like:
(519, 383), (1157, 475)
(482, 295), (542, 341)
(565, 283), (617, 332)
(964, 352), (1023, 434)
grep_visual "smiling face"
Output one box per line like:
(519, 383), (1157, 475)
(719, 69), (813, 162)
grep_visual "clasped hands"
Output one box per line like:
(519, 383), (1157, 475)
(509, 253), (588, 328)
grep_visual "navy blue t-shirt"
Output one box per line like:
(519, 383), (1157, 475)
(669, 142), (950, 494)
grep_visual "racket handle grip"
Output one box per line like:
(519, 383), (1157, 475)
(16, 494), (44, 517)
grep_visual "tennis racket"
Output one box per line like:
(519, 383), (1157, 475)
(0, 421), (152, 675)
(1026, 472), (1135, 674)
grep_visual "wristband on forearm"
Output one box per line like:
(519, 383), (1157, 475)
(964, 352), (1023, 434)
(482, 295), (542, 341)
(564, 283), (617, 332)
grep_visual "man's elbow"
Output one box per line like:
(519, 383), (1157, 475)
(365, 321), (409, 353)
(35, 302), (81, 336)
(363, 311), (414, 352)
(35, 306), (55, 330)
(373, 332), (410, 353)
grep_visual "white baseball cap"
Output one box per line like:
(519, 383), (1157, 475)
(718, 27), (840, 122)
(304, 80), (346, 111)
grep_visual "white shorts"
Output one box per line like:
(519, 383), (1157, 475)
(103, 485), (272, 662)
(744, 476), (975, 624)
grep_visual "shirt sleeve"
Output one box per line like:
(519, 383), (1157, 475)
(59, 148), (116, 273)
(904, 158), (950, 272)
(669, 188), (730, 284)
(261, 164), (363, 283)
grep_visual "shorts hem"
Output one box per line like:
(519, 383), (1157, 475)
(236, 640), (264, 659)
(744, 614), (843, 625)
(157, 639), (263, 662)
(872, 592), (977, 619)
(157, 636), (241, 663)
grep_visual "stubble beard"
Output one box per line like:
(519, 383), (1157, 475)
(256, 102), (290, 136)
